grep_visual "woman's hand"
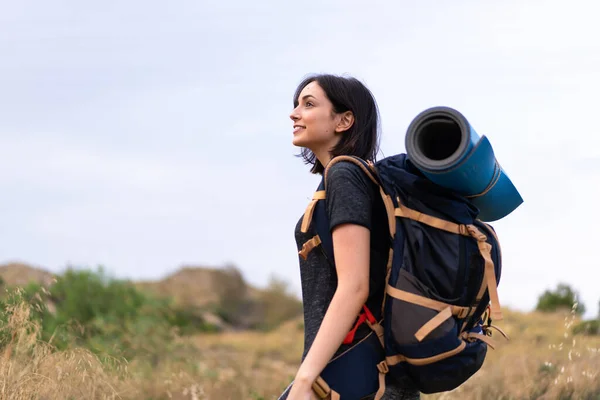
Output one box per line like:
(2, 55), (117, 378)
(286, 378), (319, 400)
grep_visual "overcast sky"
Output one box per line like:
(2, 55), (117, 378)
(1, 0), (599, 318)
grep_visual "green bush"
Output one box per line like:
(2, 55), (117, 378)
(0, 266), (215, 362)
(536, 283), (586, 315)
(0, 265), (303, 363)
(572, 319), (600, 336)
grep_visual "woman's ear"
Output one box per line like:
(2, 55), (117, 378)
(335, 111), (355, 133)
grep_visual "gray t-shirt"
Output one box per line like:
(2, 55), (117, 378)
(278, 161), (420, 400)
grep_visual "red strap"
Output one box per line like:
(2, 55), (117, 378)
(343, 305), (377, 345)
(343, 314), (366, 344)
(363, 305), (377, 324)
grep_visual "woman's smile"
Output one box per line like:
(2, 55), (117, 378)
(293, 124), (306, 134)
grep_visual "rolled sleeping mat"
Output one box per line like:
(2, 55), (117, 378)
(404, 106), (523, 222)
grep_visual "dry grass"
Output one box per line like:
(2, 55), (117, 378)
(0, 299), (303, 400)
(422, 307), (600, 400)
(1, 298), (599, 400)
(0, 301), (126, 400)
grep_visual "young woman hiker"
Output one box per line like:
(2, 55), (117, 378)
(278, 74), (421, 400)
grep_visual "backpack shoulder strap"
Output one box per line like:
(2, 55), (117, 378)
(307, 156), (385, 265)
(324, 155), (397, 239)
(312, 178), (335, 265)
(323, 155), (381, 190)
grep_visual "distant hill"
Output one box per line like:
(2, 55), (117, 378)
(0, 261), (302, 331)
(0, 262), (56, 287)
(135, 264), (301, 330)
(135, 264), (254, 308)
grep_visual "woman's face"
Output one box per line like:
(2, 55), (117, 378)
(289, 81), (341, 152)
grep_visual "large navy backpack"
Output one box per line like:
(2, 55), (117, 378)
(297, 154), (509, 400)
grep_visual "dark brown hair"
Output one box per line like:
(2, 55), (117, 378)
(293, 74), (381, 174)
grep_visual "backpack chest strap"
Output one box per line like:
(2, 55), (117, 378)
(301, 190), (326, 233)
(298, 235), (322, 260)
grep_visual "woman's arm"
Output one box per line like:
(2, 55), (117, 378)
(288, 222), (371, 398)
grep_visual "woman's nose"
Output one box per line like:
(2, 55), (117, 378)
(290, 108), (300, 121)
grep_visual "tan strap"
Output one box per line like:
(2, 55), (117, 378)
(386, 285), (471, 318)
(466, 224), (487, 241)
(469, 226), (502, 321)
(300, 191), (326, 233)
(486, 324), (510, 341)
(379, 187), (396, 238)
(374, 361), (389, 400)
(478, 223), (504, 309)
(381, 248), (394, 316)
(474, 264), (489, 303)
(298, 235), (322, 260)
(366, 320), (385, 348)
(312, 377), (340, 400)
(466, 224), (503, 321)
(323, 155), (380, 189)
(463, 332), (497, 350)
(479, 222), (503, 261)
(385, 353), (406, 366)
(481, 240), (502, 320)
(394, 201), (470, 236)
(386, 340), (467, 367)
(414, 306), (453, 342)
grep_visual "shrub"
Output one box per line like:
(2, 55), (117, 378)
(536, 283), (586, 315)
(0, 266), (214, 362)
(572, 319), (600, 336)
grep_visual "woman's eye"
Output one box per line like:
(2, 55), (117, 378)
(305, 102), (314, 107)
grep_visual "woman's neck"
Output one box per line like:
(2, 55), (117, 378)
(315, 150), (331, 170)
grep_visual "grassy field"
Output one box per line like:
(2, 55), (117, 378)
(1, 298), (599, 400)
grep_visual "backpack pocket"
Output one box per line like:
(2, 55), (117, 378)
(394, 324), (488, 394)
(318, 331), (385, 399)
(385, 269), (487, 393)
(388, 269), (458, 346)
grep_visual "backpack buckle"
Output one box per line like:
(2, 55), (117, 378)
(455, 307), (470, 319)
(312, 377), (330, 398)
(466, 225), (487, 241)
(377, 361), (389, 374)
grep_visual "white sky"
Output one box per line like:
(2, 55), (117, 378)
(1, 0), (599, 318)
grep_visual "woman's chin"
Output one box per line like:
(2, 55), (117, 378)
(292, 135), (308, 148)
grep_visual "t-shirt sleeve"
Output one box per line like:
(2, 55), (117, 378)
(325, 161), (376, 232)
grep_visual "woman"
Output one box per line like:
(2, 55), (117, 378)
(279, 74), (420, 400)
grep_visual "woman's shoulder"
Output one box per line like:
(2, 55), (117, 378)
(326, 159), (370, 183)
(325, 159), (377, 195)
